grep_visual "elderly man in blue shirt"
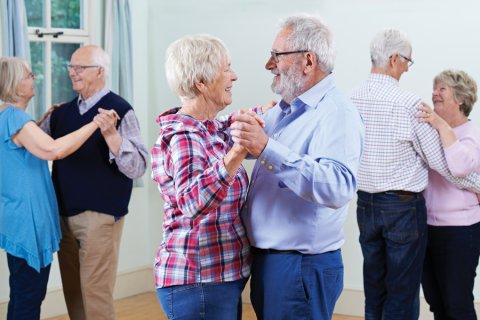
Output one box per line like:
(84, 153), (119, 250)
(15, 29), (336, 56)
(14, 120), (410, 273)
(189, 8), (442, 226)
(231, 15), (364, 320)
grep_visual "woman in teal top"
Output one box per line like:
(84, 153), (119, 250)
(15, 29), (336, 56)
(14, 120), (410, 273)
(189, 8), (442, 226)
(0, 57), (118, 320)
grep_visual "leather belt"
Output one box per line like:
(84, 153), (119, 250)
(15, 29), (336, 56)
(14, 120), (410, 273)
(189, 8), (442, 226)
(251, 247), (301, 255)
(380, 190), (417, 196)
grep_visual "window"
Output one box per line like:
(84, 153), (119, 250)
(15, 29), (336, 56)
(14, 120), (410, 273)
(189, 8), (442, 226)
(25, 0), (89, 118)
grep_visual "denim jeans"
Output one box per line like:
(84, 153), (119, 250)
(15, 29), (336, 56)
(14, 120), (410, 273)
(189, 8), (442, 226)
(7, 253), (51, 320)
(156, 278), (247, 320)
(250, 249), (343, 320)
(357, 191), (427, 320)
(422, 222), (480, 320)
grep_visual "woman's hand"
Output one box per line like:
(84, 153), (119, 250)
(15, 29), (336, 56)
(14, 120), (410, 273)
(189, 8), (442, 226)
(238, 109), (266, 127)
(416, 102), (457, 148)
(416, 102), (448, 130)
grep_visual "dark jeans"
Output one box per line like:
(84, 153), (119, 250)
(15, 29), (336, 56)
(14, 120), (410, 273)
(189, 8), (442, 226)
(7, 253), (51, 320)
(250, 249), (343, 320)
(156, 278), (247, 320)
(422, 222), (480, 320)
(357, 191), (427, 320)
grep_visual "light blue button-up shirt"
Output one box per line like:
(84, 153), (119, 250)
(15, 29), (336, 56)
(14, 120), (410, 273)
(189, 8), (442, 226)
(242, 74), (364, 254)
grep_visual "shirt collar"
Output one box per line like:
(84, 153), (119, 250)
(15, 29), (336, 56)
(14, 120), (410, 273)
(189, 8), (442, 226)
(77, 86), (110, 115)
(280, 73), (336, 114)
(367, 73), (399, 86)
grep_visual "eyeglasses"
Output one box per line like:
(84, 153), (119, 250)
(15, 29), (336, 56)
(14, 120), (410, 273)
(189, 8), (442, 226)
(270, 50), (308, 63)
(67, 64), (100, 73)
(390, 54), (414, 67)
(23, 72), (35, 80)
(399, 54), (414, 67)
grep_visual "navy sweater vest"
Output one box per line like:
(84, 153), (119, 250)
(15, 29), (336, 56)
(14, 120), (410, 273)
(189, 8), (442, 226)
(50, 92), (133, 217)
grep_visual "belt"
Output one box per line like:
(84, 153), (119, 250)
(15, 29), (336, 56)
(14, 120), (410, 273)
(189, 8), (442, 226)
(251, 247), (301, 255)
(380, 190), (418, 196)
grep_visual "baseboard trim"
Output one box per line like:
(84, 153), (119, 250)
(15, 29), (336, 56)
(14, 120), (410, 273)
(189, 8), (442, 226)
(0, 265), (155, 319)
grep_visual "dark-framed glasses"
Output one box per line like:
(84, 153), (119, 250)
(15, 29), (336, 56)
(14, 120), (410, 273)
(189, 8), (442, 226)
(399, 54), (414, 67)
(390, 54), (414, 67)
(67, 64), (100, 73)
(270, 50), (308, 63)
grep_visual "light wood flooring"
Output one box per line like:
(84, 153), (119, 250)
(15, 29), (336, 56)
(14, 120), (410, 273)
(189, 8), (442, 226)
(47, 292), (363, 320)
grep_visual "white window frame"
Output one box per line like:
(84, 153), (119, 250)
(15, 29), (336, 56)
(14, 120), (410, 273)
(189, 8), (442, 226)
(27, 0), (90, 109)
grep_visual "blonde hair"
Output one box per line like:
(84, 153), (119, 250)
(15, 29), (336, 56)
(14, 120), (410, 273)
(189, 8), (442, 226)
(0, 57), (31, 103)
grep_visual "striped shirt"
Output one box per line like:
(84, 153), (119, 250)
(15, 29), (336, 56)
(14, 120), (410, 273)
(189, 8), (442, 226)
(151, 107), (252, 288)
(351, 73), (480, 193)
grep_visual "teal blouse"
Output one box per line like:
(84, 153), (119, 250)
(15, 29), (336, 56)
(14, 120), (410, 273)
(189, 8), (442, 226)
(0, 106), (61, 271)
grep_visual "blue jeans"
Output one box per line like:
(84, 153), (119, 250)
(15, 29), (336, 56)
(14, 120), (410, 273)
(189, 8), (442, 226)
(250, 249), (343, 320)
(422, 222), (480, 320)
(357, 191), (427, 320)
(156, 278), (247, 320)
(7, 253), (51, 320)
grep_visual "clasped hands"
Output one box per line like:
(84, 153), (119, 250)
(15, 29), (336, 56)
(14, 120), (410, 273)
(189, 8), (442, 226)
(93, 108), (121, 136)
(230, 109), (269, 158)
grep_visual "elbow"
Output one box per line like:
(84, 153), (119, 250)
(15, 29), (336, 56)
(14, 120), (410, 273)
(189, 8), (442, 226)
(328, 189), (356, 209)
(37, 147), (67, 161)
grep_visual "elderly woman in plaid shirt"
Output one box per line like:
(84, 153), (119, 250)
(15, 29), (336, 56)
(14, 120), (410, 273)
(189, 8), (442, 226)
(151, 34), (267, 320)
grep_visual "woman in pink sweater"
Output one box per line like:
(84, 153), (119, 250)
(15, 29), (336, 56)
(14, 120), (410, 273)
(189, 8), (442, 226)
(417, 69), (480, 320)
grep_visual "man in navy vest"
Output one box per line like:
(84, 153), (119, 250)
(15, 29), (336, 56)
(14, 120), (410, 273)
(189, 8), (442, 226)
(40, 45), (147, 320)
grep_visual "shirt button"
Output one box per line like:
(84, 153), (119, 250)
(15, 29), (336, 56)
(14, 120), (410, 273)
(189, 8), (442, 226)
(268, 165), (273, 171)
(260, 160), (266, 165)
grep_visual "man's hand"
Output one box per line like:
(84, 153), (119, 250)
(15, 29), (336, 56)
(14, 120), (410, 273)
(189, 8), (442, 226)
(231, 110), (269, 158)
(94, 108), (122, 156)
(94, 108), (120, 135)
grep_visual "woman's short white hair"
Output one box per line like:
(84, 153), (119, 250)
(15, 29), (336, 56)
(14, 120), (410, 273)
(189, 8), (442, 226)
(279, 15), (336, 73)
(165, 34), (229, 101)
(370, 29), (412, 68)
(0, 57), (31, 103)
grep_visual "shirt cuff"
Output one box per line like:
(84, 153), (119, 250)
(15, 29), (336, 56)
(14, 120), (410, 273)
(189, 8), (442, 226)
(257, 138), (293, 174)
(109, 138), (133, 161)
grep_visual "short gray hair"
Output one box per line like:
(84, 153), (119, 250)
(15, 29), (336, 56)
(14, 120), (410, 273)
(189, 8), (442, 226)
(279, 15), (336, 73)
(0, 57), (31, 103)
(434, 70), (478, 117)
(370, 29), (411, 68)
(165, 34), (230, 101)
(86, 45), (111, 75)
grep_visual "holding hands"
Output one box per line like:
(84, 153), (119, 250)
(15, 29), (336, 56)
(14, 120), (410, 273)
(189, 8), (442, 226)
(93, 108), (122, 156)
(94, 108), (121, 134)
(231, 109), (269, 158)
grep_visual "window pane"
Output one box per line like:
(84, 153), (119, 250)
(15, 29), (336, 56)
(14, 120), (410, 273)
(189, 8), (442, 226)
(25, 0), (44, 28)
(52, 43), (80, 104)
(30, 42), (46, 120)
(51, 0), (82, 29)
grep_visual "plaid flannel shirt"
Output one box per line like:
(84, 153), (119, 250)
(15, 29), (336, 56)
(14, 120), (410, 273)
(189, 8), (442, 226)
(151, 107), (254, 288)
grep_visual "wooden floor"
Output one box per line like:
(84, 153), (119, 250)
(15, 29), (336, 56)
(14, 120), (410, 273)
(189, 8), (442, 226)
(47, 292), (363, 320)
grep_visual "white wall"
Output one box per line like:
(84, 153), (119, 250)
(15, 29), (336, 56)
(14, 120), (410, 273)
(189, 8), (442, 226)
(147, 0), (480, 299)
(1, 0), (480, 318)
